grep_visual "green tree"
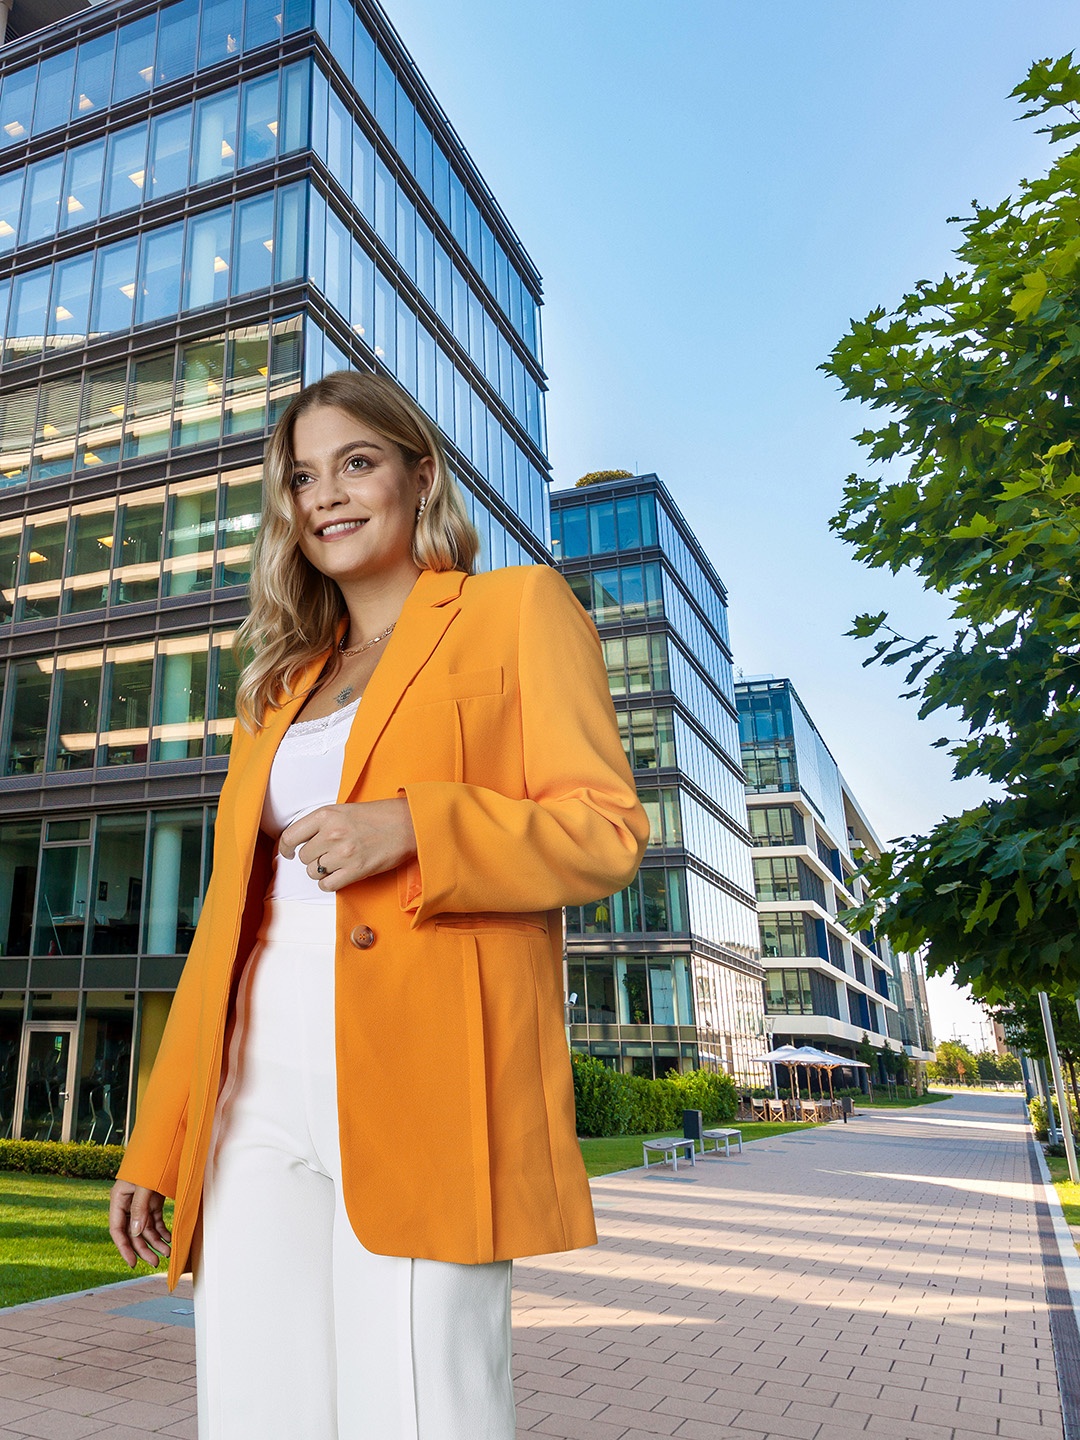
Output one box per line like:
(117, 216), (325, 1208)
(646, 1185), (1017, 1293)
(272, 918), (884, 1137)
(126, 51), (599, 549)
(989, 989), (1080, 1114)
(822, 55), (1080, 998)
(998, 1052), (1023, 1085)
(929, 1040), (978, 1085)
(856, 1032), (877, 1084)
(975, 1051), (1001, 1085)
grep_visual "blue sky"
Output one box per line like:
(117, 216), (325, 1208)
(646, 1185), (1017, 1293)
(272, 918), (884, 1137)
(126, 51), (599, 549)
(384, 2), (1078, 1031)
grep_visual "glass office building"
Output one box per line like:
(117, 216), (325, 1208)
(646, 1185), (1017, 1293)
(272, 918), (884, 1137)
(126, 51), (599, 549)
(0, 0), (551, 1143)
(552, 473), (765, 1082)
(736, 676), (934, 1077)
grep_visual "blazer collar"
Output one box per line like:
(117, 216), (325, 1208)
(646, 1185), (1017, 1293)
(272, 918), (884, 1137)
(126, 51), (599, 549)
(232, 569), (467, 854)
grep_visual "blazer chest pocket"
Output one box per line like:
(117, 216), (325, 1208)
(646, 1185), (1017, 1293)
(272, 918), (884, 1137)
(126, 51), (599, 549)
(401, 666), (503, 708)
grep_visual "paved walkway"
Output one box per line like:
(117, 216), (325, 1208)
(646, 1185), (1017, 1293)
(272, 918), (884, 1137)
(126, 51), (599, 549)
(0, 1092), (1073, 1438)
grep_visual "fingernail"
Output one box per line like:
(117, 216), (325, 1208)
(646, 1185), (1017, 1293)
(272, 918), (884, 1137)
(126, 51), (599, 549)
(131, 1220), (142, 1235)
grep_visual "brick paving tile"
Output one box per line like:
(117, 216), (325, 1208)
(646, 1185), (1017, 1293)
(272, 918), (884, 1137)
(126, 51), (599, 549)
(729, 1408), (822, 1438)
(3, 1413), (112, 1439)
(670, 1425), (770, 1440)
(159, 1420), (199, 1439)
(105, 1377), (195, 1406)
(3, 1093), (1074, 1438)
(578, 1407), (683, 1436)
(528, 1413), (630, 1439)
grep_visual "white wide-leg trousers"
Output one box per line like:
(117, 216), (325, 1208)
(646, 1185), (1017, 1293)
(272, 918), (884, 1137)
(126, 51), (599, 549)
(192, 900), (516, 1439)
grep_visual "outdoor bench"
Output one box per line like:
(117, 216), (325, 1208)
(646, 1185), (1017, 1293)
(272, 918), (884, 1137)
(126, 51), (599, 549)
(701, 1127), (743, 1156)
(642, 1137), (697, 1172)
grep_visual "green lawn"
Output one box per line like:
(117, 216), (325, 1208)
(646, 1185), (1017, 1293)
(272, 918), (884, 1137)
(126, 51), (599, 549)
(0, 1172), (174, 1308)
(1045, 1154), (1080, 1230)
(579, 1121), (806, 1178)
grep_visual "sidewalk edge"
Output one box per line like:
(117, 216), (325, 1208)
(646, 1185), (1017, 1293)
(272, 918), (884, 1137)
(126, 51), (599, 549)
(1032, 1137), (1080, 1320)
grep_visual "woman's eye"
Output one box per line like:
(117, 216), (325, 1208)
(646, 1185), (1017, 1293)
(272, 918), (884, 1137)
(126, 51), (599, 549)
(291, 472), (314, 489)
(345, 454), (370, 472)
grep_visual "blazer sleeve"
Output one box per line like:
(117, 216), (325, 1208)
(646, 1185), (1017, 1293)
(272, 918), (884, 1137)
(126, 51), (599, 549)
(398, 564), (650, 923)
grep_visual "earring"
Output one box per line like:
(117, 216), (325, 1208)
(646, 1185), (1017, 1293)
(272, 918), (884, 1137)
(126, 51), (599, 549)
(416, 495), (428, 519)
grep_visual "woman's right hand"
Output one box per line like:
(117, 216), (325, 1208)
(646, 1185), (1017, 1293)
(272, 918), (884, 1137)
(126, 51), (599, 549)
(109, 1179), (172, 1269)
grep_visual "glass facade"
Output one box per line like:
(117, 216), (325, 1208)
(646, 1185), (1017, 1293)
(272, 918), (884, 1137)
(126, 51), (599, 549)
(735, 677), (932, 1077)
(0, 0), (553, 1142)
(554, 472), (764, 1082)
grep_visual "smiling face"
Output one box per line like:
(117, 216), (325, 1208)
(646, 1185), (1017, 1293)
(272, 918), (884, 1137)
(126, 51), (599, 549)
(289, 404), (434, 588)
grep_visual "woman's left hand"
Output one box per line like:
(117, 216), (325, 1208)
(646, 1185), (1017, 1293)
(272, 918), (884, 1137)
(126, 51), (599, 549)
(279, 798), (417, 892)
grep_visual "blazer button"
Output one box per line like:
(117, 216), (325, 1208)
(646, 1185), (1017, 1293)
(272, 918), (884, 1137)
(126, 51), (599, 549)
(350, 924), (376, 950)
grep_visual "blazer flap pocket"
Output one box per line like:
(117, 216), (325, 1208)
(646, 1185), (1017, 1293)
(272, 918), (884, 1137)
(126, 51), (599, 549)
(402, 666), (504, 707)
(435, 912), (547, 935)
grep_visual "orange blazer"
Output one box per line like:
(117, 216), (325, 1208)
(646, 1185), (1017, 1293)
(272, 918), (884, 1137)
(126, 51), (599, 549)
(117, 564), (649, 1291)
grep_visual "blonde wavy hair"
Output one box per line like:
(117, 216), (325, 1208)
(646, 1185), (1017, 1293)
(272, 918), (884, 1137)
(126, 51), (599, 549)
(235, 369), (480, 730)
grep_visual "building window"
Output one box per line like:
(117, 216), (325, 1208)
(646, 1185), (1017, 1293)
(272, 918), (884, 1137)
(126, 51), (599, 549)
(552, 492), (657, 560)
(748, 805), (805, 847)
(567, 561), (662, 626)
(565, 867), (687, 937)
(753, 855), (826, 905)
(765, 968), (813, 1015)
(0, 818), (40, 955)
(759, 911), (816, 959)
(618, 707), (676, 772)
(602, 633), (669, 698)
(637, 787), (682, 848)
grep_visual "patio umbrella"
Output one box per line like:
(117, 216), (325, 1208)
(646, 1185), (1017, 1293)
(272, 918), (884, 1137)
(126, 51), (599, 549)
(754, 1048), (806, 1100)
(784, 1045), (871, 1105)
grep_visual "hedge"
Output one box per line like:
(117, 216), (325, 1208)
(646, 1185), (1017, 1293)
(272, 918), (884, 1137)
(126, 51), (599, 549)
(0, 1140), (125, 1180)
(1030, 1095), (1080, 1142)
(572, 1053), (738, 1137)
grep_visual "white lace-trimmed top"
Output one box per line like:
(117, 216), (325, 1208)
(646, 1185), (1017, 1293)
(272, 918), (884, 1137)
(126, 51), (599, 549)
(260, 696), (360, 905)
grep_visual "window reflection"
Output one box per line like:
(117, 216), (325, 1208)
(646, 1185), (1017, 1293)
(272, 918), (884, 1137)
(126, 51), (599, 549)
(78, 367), (126, 468)
(104, 648), (153, 765)
(51, 658), (102, 770)
(18, 521), (65, 621)
(113, 14), (157, 105)
(7, 660), (51, 775)
(34, 836), (92, 956)
(155, 638), (208, 760)
(148, 107), (192, 201)
(0, 818), (41, 956)
(71, 32), (114, 120)
(125, 356), (173, 459)
(33, 51), (75, 137)
(174, 343), (225, 448)
(145, 809), (203, 954)
(31, 379), (80, 484)
(165, 479), (217, 595)
(0, 65), (35, 146)
(48, 258), (92, 348)
(89, 240), (137, 336)
(137, 223), (183, 325)
(104, 124), (148, 215)
(22, 157), (63, 244)
(114, 494), (164, 605)
(156, 0), (199, 84)
(89, 817), (145, 956)
(193, 90), (238, 186)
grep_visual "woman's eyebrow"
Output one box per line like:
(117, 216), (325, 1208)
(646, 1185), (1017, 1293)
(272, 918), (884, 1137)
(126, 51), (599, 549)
(292, 441), (385, 469)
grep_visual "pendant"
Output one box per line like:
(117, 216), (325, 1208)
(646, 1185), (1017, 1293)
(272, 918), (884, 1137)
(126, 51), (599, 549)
(335, 685), (354, 706)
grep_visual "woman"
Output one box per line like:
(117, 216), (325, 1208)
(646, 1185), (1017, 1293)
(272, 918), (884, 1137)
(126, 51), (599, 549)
(108, 369), (649, 1438)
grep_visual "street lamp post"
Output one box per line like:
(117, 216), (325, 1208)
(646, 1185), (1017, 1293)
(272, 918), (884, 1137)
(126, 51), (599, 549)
(1038, 991), (1079, 1184)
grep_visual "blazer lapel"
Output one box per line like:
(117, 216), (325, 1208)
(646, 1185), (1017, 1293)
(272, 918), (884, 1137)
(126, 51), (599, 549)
(336, 567), (466, 801)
